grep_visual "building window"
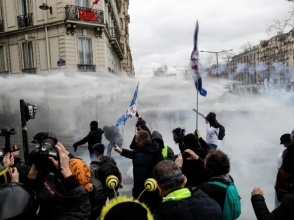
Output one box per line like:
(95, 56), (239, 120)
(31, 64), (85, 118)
(75, 0), (89, 8)
(18, 0), (31, 15)
(22, 42), (34, 69)
(78, 37), (93, 65)
(0, 46), (6, 73)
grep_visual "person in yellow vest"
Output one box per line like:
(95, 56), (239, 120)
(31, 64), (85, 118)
(151, 131), (175, 160)
(213, 100), (222, 114)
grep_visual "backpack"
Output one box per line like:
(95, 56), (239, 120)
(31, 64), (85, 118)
(275, 166), (289, 202)
(208, 178), (241, 220)
(90, 157), (119, 188)
(215, 124), (225, 140)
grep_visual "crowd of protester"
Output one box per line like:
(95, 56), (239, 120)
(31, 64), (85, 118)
(0, 109), (294, 220)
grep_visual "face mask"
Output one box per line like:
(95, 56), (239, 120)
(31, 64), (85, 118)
(173, 137), (179, 143)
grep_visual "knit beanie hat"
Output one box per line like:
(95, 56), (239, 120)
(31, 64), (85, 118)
(100, 196), (153, 220)
(69, 158), (93, 192)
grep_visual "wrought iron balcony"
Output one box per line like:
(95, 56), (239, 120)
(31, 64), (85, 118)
(17, 13), (33, 28)
(65, 5), (104, 24)
(0, 20), (4, 32)
(107, 27), (124, 60)
(77, 64), (96, 72)
(22, 68), (36, 74)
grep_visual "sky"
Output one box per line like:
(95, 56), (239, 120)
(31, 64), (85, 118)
(128, 0), (291, 75)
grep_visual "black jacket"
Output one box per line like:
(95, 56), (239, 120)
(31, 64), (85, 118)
(153, 188), (222, 220)
(121, 140), (163, 211)
(44, 175), (91, 220)
(88, 177), (106, 220)
(73, 128), (104, 152)
(251, 187), (294, 220)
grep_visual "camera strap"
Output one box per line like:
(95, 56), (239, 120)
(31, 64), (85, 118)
(41, 177), (90, 201)
(41, 177), (65, 198)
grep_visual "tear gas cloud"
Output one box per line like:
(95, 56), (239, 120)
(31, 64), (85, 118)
(0, 71), (293, 218)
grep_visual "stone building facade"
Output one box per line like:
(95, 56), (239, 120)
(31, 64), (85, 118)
(0, 0), (134, 76)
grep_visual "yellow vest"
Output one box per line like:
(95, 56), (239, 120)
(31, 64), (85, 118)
(162, 144), (168, 159)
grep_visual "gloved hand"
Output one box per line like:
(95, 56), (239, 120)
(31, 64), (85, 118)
(194, 130), (201, 139)
(73, 144), (78, 152)
(135, 111), (140, 118)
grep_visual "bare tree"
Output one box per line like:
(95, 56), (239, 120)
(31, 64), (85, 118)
(204, 55), (214, 75)
(153, 64), (168, 77)
(267, 2), (294, 36)
(222, 51), (235, 77)
(240, 42), (252, 53)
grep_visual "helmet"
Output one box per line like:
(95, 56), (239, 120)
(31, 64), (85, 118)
(0, 182), (39, 219)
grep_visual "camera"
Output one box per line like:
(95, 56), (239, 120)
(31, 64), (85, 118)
(0, 127), (17, 164)
(0, 127), (16, 137)
(31, 132), (59, 173)
(25, 103), (37, 122)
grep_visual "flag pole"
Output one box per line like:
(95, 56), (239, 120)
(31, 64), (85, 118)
(196, 85), (199, 130)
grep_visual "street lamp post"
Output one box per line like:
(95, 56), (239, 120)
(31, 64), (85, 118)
(200, 49), (233, 77)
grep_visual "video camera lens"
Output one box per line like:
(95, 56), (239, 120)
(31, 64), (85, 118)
(32, 132), (59, 173)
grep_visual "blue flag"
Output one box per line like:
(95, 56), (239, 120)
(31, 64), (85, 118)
(116, 82), (139, 126)
(190, 21), (207, 97)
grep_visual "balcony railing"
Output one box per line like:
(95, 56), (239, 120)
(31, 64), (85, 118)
(108, 27), (123, 51)
(17, 13), (33, 28)
(0, 20), (4, 32)
(77, 64), (96, 72)
(65, 5), (104, 24)
(22, 68), (36, 74)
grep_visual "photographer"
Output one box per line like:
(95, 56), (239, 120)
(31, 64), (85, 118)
(0, 143), (91, 220)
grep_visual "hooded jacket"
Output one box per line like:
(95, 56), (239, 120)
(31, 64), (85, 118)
(73, 127), (104, 152)
(151, 131), (175, 160)
(103, 125), (123, 148)
(196, 111), (220, 145)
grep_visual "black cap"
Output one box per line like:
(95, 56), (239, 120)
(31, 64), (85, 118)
(31, 132), (46, 144)
(280, 133), (291, 144)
